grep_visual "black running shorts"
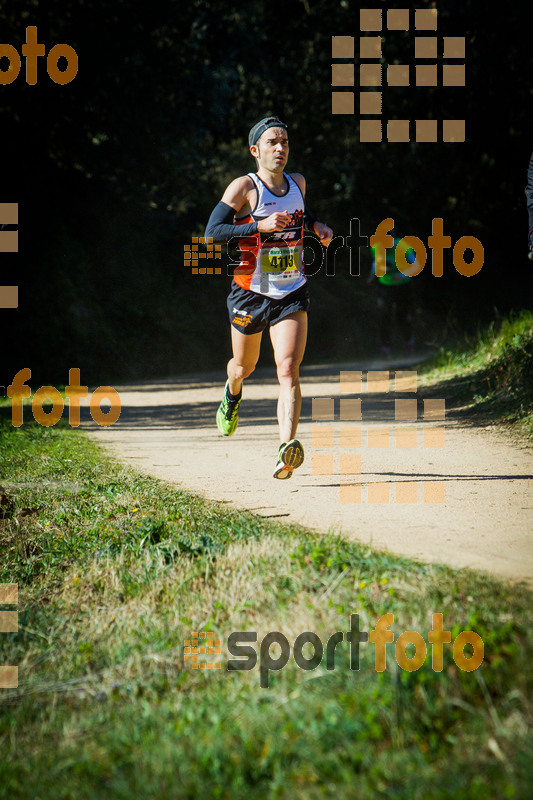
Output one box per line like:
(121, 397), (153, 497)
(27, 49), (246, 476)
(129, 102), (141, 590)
(227, 282), (310, 335)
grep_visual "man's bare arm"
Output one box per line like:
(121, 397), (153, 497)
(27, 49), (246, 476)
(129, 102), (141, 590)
(220, 176), (255, 215)
(291, 173), (306, 198)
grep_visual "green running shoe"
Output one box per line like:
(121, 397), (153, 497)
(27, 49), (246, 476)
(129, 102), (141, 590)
(216, 381), (242, 436)
(273, 439), (305, 480)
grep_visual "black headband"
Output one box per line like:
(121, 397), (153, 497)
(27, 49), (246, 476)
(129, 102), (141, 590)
(248, 117), (288, 147)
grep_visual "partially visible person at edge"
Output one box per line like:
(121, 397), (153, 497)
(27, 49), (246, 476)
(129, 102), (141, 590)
(525, 151), (533, 259)
(367, 234), (421, 359)
(205, 116), (333, 479)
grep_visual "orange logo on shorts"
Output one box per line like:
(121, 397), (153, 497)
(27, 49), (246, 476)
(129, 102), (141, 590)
(232, 314), (253, 327)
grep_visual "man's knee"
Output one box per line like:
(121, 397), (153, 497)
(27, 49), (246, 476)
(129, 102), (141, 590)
(276, 356), (301, 383)
(231, 361), (256, 381)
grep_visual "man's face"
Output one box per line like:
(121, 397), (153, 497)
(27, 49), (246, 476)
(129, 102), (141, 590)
(251, 127), (289, 172)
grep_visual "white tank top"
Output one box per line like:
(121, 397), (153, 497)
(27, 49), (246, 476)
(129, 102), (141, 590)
(236, 172), (306, 299)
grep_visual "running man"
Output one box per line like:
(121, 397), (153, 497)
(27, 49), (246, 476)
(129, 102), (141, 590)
(205, 116), (332, 479)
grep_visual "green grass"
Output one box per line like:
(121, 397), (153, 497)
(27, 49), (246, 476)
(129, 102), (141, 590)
(1, 412), (532, 799)
(419, 310), (533, 435)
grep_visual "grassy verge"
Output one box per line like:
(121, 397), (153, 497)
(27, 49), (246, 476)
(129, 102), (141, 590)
(1, 412), (532, 799)
(419, 310), (533, 435)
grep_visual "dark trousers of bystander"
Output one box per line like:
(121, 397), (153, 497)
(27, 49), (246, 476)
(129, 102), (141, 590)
(377, 283), (415, 351)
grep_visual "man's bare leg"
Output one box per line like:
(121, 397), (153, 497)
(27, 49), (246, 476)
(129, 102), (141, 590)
(227, 327), (262, 394)
(269, 311), (308, 443)
(217, 326), (262, 437)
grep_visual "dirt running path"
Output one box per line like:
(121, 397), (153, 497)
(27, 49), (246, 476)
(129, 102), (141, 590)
(82, 361), (533, 585)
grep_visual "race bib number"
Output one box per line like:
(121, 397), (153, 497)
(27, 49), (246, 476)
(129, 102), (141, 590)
(261, 246), (301, 278)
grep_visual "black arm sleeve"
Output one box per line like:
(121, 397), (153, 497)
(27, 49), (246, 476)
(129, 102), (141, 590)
(205, 201), (258, 243)
(526, 152), (533, 246)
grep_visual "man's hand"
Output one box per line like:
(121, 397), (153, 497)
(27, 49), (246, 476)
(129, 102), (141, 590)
(257, 212), (292, 233)
(314, 221), (333, 247)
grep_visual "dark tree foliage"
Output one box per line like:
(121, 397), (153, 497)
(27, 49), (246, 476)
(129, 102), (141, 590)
(1, 0), (531, 383)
